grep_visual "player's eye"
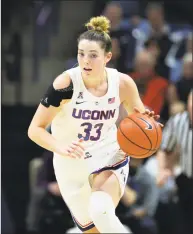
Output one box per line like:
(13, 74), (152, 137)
(90, 54), (97, 58)
(78, 53), (84, 57)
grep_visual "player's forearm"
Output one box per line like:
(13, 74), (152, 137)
(28, 126), (60, 154)
(156, 150), (168, 170)
(123, 100), (145, 115)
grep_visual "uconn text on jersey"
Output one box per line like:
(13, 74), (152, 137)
(72, 108), (116, 120)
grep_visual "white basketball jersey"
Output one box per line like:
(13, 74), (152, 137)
(52, 66), (126, 173)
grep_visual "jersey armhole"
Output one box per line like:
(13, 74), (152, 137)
(63, 69), (79, 104)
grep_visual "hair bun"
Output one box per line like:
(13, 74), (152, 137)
(85, 16), (111, 34)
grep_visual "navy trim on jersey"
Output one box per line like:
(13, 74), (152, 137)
(91, 157), (129, 174)
(72, 216), (95, 231)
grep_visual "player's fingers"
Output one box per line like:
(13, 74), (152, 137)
(68, 146), (82, 158)
(66, 146), (80, 157)
(149, 111), (155, 117)
(69, 144), (76, 150)
(72, 151), (82, 158)
(69, 152), (80, 158)
(144, 109), (150, 115)
(73, 146), (84, 157)
(134, 107), (140, 113)
(68, 145), (82, 157)
(68, 149), (81, 159)
(72, 141), (85, 151)
(158, 123), (164, 128)
(65, 150), (76, 159)
(61, 148), (72, 156)
(154, 115), (160, 120)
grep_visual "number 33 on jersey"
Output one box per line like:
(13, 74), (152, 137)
(51, 67), (120, 149)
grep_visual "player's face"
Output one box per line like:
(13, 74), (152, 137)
(77, 39), (112, 78)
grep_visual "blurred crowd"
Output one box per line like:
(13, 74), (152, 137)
(2, 1), (193, 234)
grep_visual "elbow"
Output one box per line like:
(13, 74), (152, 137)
(28, 125), (37, 141)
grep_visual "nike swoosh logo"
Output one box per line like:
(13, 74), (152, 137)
(76, 101), (86, 104)
(137, 117), (153, 130)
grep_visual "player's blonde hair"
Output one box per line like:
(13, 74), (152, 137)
(78, 16), (112, 53)
(85, 16), (111, 34)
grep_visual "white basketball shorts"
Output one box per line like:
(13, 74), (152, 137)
(53, 153), (129, 232)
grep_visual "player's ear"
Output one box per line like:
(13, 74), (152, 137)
(105, 52), (112, 64)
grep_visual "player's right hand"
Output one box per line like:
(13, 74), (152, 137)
(59, 138), (85, 159)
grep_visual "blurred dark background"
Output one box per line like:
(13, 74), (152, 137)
(1, 1), (193, 234)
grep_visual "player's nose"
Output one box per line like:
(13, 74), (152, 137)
(84, 60), (89, 66)
(83, 55), (90, 64)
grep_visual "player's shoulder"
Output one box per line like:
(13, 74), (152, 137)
(53, 72), (71, 90)
(106, 67), (117, 72)
(105, 67), (119, 77)
(106, 68), (134, 86)
(53, 67), (79, 90)
(118, 72), (136, 90)
(65, 66), (80, 76)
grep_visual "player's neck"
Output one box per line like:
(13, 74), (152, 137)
(82, 70), (107, 89)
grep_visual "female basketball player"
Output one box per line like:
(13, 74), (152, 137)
(28, 16), (160, 233)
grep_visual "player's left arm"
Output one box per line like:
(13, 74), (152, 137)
(119, 73), (161, 122)
(119, 72), (145, 114)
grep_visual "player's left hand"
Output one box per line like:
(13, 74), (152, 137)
(134, 107), (164, 127)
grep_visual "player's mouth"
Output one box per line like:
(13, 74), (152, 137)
(83, 68), (92, 72)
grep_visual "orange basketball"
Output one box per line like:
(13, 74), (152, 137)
(117, 113), (162, 158)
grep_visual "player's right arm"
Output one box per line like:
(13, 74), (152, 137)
(28, 73), (84, 158)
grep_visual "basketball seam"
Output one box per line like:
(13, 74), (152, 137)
(127, 116), (153, 149)
(119, 125), (155, 152)
(118, 129), (153, 156)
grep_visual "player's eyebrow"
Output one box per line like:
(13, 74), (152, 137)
(78, 49), (98, 53)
